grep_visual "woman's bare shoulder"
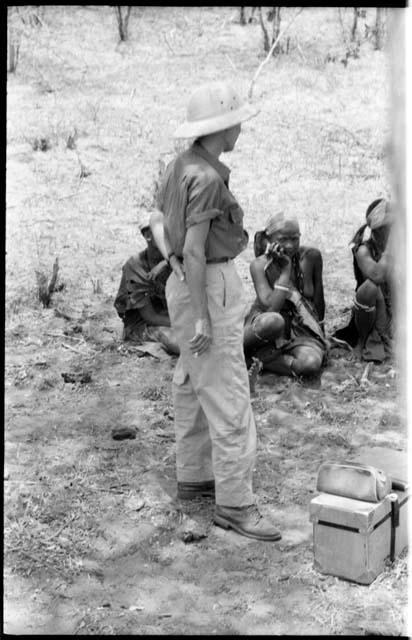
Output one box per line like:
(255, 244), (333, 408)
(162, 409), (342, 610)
(299, 246), (322, 261)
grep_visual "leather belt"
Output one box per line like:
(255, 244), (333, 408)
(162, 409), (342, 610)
(175, 257), (231, 264)
(206, 257), (231, 264)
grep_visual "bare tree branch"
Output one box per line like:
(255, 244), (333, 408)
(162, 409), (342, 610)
(248, 8), (303, 100)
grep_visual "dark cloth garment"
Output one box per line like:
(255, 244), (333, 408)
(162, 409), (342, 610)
(244, 258), (327, 367)
(157, 142), (249, 261)
(114, 250), (171, 342)
(332, 236), (393, 361)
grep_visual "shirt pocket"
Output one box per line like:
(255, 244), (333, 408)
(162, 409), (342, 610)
(227, 203), (244, 225)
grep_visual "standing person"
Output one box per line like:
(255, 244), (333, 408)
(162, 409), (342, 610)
(150, 82), (281, 541)
(243, 211), (327, 377)
(332, 198), (394, 362)
(114, 213), (179, 355)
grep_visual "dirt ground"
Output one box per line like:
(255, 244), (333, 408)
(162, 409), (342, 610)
(5, 6), (409, 636)
(3, 302), (408, 635)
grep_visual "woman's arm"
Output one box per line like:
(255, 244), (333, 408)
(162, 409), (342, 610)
(355, 244), (392, 285)
(149, 210), (184, 281)
(310, 249), (325, 324)
(250, 254), (291, 311)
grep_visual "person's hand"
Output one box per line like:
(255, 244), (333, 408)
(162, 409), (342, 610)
(255, 254), (268, 270)
(189, 317), (212, 357)
(279, 252), (292, 272)
(265, 243), (291, 272)
(169, 254), (185, 282)
(149, 259), (169, 280)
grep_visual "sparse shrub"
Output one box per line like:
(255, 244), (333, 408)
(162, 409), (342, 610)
(140, 384), (168, 401)
(32, 136), (51, 152)
(35, 257), (59, 308)
(91, 279), (103, 294)
(66, 128), (78, 150)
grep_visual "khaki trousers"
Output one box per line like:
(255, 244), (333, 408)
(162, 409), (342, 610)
(166, 261), (256, 507)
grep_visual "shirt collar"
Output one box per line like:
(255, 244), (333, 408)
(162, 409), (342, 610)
(192, 141), (231, 185)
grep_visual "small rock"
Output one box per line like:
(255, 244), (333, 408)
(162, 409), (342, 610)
(111, 427), (137, 440)
(125, 495), (145, 511)
(278, 574), (290, 582)
(61, 372), (92, 384)
(33, 361), (48, 368)
(181, 530), (207, 543)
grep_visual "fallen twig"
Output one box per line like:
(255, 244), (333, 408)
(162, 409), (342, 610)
(4, 480), (39, 484)
(55, 191), (81, 201)
(99, 182), (120, 192)
(51, 514), (77, 539)
(225, 53), (237, 71)
(359, 363), (372, 387)
(6, 548), (40, 563)
(163, 32), (176, 55)
(61, 342), (90, 355)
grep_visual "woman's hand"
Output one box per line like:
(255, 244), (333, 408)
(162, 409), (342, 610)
(264, 245), (291, 276)
(149, 259), (169, 280)
(189, 317), (212, 356)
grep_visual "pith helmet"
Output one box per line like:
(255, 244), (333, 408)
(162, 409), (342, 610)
(173, 82), (258, 139)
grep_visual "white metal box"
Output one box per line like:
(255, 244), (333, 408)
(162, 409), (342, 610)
(309, 490), (408, 584)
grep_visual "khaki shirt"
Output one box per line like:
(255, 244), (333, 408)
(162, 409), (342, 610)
(158, 142), (248, 261)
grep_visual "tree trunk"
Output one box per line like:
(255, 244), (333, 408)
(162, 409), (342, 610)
(7, 7), (20, 73)
(115, 6), (132, 42)
(350, 7), (359, 42)
(239, 7), (246, 25)
(374, 7), (384, 50)
(271, 6), (281, 54)
(8, 42), (19, 73)
(258, 7), (270, 52)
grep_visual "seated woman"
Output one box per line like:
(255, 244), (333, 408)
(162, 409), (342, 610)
(114, 214), (179, 355)
(244, 211), (327, 377)
(332, 198), (394, 362)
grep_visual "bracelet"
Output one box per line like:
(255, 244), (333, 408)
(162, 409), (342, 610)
(274, 283), (289, 292)
(167, 252), (175, 263)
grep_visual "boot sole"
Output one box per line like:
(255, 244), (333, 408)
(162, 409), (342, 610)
(177, 492), (215, 500)
(213, 514), (282, 541)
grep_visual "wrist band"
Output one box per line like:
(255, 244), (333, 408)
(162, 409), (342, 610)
(274, 284), (289, 292)
(167, 252), (175, 262)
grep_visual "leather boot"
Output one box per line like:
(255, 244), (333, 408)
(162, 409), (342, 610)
(214, 504), (281, 541)
(177, 480), (215, 500)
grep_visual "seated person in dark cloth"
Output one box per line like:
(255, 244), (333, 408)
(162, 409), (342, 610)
(244, 211), (328, 377)
(114, 214), (179, 355)
(332, 197), (394, 362)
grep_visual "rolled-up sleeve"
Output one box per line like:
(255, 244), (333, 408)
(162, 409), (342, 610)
(185, 175), (223, 227)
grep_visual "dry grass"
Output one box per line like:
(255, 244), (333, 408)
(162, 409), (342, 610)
(7, 6), (392, 323)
